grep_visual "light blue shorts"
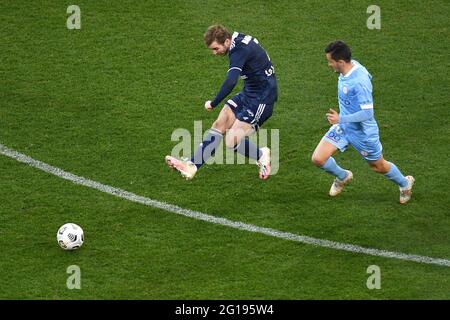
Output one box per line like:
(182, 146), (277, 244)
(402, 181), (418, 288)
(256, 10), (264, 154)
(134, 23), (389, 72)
(323, 124), (383, 161)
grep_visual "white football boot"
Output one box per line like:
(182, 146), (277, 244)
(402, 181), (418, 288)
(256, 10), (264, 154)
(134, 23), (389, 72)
(329, 170), (353, 196)
(399, 175), (415, 204)
(165, 155), (197, 180)
(257, 147), (271, 180)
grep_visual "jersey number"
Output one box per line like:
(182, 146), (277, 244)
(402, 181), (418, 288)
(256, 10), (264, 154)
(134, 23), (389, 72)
(265, 66), (275, 77)
(242, 36), (259, 45)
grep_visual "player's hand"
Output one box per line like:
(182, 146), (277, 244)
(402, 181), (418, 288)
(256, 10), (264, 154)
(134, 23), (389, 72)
(326, 108), (339, 125)
(204, 100), (213, 112)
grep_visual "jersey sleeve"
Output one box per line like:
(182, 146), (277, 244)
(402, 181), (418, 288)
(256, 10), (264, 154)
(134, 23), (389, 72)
(210, 68), (241, 108)
(209, 46), (249, 108)
(228, 46), (249, 73)
(355, 82), (373, 110)
(339, 109), (374, 123)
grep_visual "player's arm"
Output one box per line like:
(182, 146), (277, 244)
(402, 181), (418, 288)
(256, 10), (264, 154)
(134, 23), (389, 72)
(339, 82), (374, 123)
(210, 68), (241, 108)
(209, 48), (248, 108)
(338, 109), (373, 123)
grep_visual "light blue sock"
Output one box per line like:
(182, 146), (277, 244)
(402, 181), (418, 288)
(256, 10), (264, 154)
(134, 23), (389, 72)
(320, 157), (348, 181)
(384, 162), (408, 187)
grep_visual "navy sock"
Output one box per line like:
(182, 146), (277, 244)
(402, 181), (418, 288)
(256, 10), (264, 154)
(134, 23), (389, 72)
(234, 138), (262, 161)
(191, 128), (223, 169)
(320, 157), (348, 180)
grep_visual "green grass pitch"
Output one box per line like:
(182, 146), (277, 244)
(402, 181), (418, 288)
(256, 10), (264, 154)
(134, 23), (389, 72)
(0, 0), (449, 299)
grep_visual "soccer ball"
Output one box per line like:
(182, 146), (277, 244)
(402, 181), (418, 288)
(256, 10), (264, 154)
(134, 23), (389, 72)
(57, 223), (84, 250)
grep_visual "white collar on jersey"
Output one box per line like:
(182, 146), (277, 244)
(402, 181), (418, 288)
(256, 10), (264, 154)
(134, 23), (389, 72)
(341, 61), (359, 78)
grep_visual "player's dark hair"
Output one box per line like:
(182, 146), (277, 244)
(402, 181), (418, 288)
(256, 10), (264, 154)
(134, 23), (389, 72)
(325, 41), (352, 62)
(204, 25), (232, 46)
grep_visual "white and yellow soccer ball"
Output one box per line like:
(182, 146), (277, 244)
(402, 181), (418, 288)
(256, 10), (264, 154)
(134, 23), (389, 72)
(57, 223), (84, 250)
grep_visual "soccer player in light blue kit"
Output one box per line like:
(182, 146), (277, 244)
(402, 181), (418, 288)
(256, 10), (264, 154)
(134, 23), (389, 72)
(312, 41), (414, 204)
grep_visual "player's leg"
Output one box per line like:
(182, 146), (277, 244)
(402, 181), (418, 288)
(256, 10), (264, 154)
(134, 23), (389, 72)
(224, 99), (266, 162)
(165, 105), (235, 179)
(225, 118), (272, 180)
(311, 138), (339, 169)
(312, 125), (352, 196)
(367, 155), (415, 204)
(224, 120), (253, 147)
(211, 104), (238, 133)
(225, 99), (275, 179)
(224, 118), (260, 160)
(366, 155), (390, 174)
(191, 104), (235, 167)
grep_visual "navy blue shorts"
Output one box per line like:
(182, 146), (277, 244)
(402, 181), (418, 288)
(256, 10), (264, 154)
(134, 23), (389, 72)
(225, 92), (276, 130)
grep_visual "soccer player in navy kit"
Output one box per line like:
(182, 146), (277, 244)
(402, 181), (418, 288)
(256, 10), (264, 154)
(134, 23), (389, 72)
(311, 41), (415, 204)
(166, 25), (277, 180)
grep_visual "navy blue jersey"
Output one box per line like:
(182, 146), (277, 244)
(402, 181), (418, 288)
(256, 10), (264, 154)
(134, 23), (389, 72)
(229, 32), (276, 97)
(210, 32), (277, 108)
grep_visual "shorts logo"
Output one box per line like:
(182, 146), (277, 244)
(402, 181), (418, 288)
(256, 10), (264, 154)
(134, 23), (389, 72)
(327, 131), (341, 142)
(342, 85), (348, 94)
(361, 151), (368, 157)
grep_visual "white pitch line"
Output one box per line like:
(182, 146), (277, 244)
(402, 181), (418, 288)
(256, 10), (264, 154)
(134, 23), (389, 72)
(1, 142), (449, 267)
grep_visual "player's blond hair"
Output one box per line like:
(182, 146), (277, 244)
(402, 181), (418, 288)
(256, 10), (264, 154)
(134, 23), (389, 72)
(204, 25), (231, 46)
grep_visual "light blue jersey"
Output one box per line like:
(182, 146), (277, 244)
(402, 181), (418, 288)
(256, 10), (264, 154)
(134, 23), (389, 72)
(324, 60), (383, 161)
(338, 60), (378, 138)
